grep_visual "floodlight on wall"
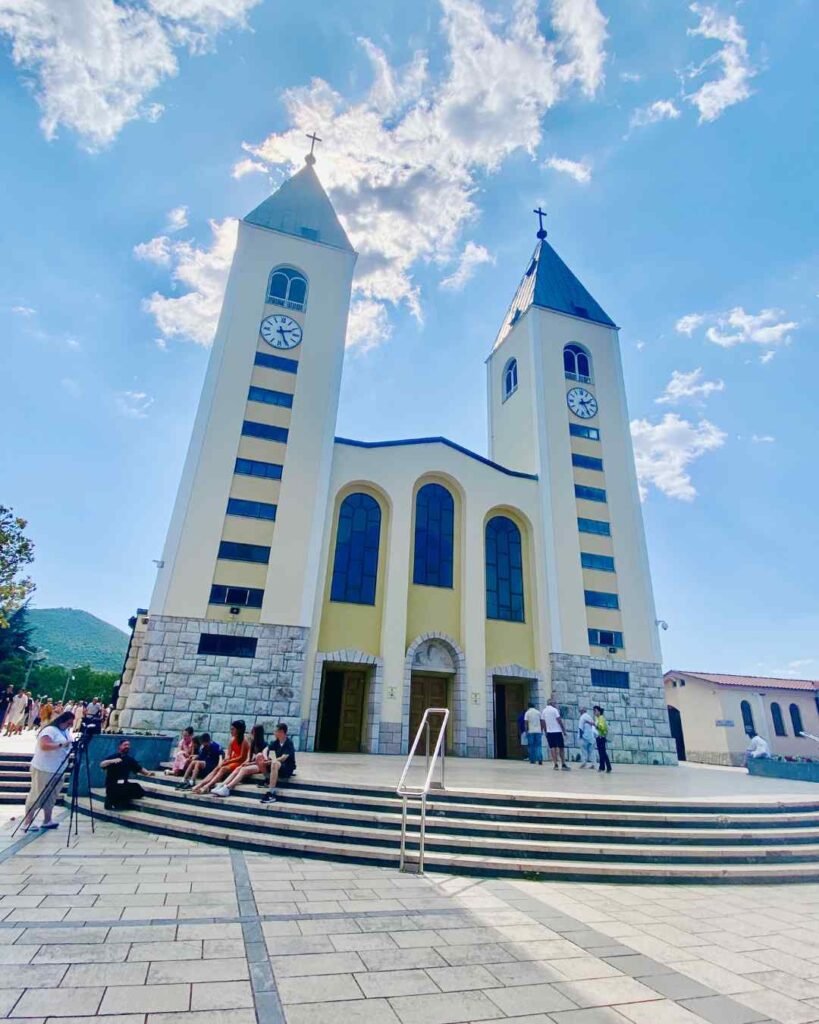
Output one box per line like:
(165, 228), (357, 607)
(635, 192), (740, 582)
(229, 606), (241, 615)
(655, 619), (669, 631)
(607, 646), (617, 654)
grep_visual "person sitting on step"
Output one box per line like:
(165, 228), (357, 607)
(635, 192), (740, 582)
(211, 724), (267, 797)
(190, 720), (250, 795)
(177, 733), (221, 789)
(260, 723), (296, 805)
(101, 739), (155, 810)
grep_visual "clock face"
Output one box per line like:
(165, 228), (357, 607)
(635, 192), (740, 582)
(567, 386), (598, 419)
(260, 314), (302, 350)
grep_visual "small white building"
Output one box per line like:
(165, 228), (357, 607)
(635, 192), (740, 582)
(118, 153), (675, 764)
(664, 670), (819, 765)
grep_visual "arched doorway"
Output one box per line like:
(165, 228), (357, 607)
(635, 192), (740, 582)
(667, 705), (686, 761)
(403, 634), (466, 755)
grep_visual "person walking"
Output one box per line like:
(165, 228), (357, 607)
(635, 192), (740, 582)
(523, 703), (544, 765)
(541, 698), (571, 771)
(20, 710), (75, 832)
(577, 706), (597, 768)
(4, 688), (28, 735)
(593, 705), (612, 773)
(517, 708), (529, 760)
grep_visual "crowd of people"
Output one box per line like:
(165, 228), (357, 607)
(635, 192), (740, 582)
(519, 699), (613, 772)
(167, 719), (296, 805)
(0, 686), (118, 736)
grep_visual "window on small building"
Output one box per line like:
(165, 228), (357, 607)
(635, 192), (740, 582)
(330, 492), (382, 605)
(503, 358), (518, 401)
(771, 702), (787, 737)
(581, 552), (615, 572)
(740, 700), (755, 736)
(563, 343), (592, 383)
(413, 483), (454, 588)
(197, 634), (258, 658)
(209, 585), (264, 609)
(590, 668), (629, 689)
(485, 515), (525, 622)
(790, 703), (805, 736)
(266, 266), (308, 311)
(217, 541), (270, 564)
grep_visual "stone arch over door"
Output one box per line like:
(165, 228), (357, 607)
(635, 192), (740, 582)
(403, 633), (467, 755)
(306, 649), (383, 753)
(485, 664), (544, 759)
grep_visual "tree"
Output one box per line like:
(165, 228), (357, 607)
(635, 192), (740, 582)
(29, 663), (119, 704)
(0, 506), (35, 628)
(0, 605), (36, 689)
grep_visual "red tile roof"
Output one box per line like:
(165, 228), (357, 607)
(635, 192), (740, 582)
(665, 671), (818, 692)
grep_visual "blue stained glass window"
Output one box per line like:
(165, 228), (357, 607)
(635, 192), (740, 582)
(330, 493), (382, 605)
(266, 266), (308, 311)
(564, 343), (592, 382)
(581, 552), (615, 572)
(578, 517), (610, 536)
(485, 515), (525, 622)
(413, 483), (454, 587)
(572, 453), (604, 471)
(585, 590), (619, 609)
(575, 484), (607, 503)
(248, 385), (293, 408)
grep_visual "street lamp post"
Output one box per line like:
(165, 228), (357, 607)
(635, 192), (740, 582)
(61, 669), (75, 704)
(18, 646), (47, 689)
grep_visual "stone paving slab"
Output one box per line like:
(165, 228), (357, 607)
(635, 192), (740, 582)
(3, 815), (819, 1024)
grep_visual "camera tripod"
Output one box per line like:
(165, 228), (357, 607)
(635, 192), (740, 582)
(13, 727), (96, 846)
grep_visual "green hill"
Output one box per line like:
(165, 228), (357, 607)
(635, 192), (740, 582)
(28, 608), (129, 672)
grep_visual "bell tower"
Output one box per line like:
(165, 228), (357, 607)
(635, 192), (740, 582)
(486, 212), (676, 765)
(119, 150), (357, 743)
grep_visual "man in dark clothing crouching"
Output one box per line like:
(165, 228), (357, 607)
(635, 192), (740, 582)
(101, 740), (155, 810)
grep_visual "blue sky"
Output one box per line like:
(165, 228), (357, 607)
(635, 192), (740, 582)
(1, 0), (816, 677)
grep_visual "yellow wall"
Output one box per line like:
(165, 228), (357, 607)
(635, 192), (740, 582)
(317, 484), (389, 657)
(483, 508), (535, 669)
(405, 476), (462, 646)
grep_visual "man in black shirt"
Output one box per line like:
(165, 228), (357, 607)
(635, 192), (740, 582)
(100, 740), (154, 810)
(260, 723), (296, 805)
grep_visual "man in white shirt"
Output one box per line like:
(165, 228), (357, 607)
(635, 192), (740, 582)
(541, 699), (571, 771)
(523, 703), (544, 765)
(746, 732), (770, 762)
(577, 706), (597, 768)
(21, 710), (75, 832)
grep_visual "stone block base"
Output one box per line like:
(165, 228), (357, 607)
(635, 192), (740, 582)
(378, 721), (402, 755)
(550, 653), (678, 767)
(119, 615), (310, 749)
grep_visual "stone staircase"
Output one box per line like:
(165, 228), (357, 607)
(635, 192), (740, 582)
(0, 751), (68, 805)
(84, 773), (819, 883)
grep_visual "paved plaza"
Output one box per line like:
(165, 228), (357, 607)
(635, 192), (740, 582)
(2, 807), (819, 1024)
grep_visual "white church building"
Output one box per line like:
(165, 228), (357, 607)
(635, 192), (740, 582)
(118, 152), (676, 765)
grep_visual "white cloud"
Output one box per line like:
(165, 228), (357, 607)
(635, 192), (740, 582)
(635, 340), (646, 351)
(231, 158), (267, 179)
(11, 304), (36, 316)
(676, 306), (797, 358)
(675, 312), (706, 336)
(65, 336), (81, 350)
(346, 298), (392, 353)
(218, 0), (609, 351)
(140, 218), (238, 347)
(770, 658), (816, 679)
(686, 3), (755, 123)
(116, 389), (154, 418)
(60, 377), (81, 398)
(440, 241), (494, 290)
(165, 205), (188, 232)
(544, 155), (592, 184)
(0, 0), (259, 150)
(630, 413), (726, 501)
(751, 434), (775, 444)
(619, 70), (642, 83)
(629, 98), (681, 131)
(655, 367), (724, 405)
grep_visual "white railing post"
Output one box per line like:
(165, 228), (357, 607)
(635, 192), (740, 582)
(396, 707), (449, 874)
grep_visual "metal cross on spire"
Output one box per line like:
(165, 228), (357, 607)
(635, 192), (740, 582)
(305, 131), (322, 165)
(533, 206), (548, 239)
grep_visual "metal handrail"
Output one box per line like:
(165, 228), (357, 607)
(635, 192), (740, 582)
(396, 707), (449, 873)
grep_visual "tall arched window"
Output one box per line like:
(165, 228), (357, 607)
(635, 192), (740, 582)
(740, 700), (755, 736)
(503, 358), (518, 401)
(771, 702), (787, 737)
(413, 483), (454, 588)
(790, 703), (805, 736)
(267, 266), (308, 311)
(563, 343), (592, 382)
(330, 493), (381, 605)
(485, 515), (524, 622)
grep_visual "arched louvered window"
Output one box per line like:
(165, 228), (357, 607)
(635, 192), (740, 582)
(413, 484), (454, 588)
(740, 700), (755, 736)
(790, 703), (805, 737)
(330, 493), (381, 605)
(267, 266), (308, 311)
(771, 702), (787, 737)
(563, 343), (592, 382)
(503, 358), (518, 400)
(485, 515), (524, 622)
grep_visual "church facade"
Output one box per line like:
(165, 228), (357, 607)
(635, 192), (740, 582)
(118, 154), (676, 766)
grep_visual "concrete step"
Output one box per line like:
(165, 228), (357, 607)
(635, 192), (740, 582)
(82, 797), (819, 884)
(142, 780), (819, 847)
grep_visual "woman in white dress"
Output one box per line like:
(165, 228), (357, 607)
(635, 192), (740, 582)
(4, 690), (28, 735)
